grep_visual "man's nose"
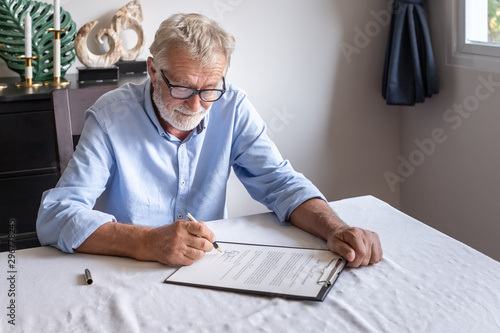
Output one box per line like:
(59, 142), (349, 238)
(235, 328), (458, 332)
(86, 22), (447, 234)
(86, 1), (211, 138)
(184, 93), (202, 112)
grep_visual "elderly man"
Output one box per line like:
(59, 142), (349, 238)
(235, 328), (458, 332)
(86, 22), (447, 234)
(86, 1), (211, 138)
(37, 13), (382, 267)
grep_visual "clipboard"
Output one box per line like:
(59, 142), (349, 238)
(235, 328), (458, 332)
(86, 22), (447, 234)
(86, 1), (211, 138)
(164, 242), (346, 302)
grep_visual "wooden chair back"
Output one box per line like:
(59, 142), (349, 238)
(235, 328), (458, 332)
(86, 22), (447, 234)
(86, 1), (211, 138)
(52, 86), (115, 174)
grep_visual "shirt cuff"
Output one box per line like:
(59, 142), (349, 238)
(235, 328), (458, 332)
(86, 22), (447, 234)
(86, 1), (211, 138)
(273, 188), (327, 224)
(57, 210), (117, 253)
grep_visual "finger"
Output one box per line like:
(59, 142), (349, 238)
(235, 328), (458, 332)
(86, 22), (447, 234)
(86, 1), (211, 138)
(369, 233), (383, 264)
(349, 231), (382, 267)
(167, 253), (196, 266)
(184, 220), (203, 234)
(338, 229), (368, 260)
(186, 234), (214, 253)
(159, 245), (196, 266)
(360, 241), (372, 266)
(186, 221), (216, 243)
(183, 246), (206, 262)
(334, 229), (370, 267)
(327, 236), (356, 262)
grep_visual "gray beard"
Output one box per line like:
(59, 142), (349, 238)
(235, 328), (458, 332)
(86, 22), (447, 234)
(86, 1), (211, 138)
(152, 80), (209, 131)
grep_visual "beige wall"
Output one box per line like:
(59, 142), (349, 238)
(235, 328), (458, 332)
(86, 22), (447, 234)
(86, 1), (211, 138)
(399, 1), (500, 261)
(224, 0), (401, 216)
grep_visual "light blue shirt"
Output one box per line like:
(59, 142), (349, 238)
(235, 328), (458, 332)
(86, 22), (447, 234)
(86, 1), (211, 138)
(36, 78), (325, 253)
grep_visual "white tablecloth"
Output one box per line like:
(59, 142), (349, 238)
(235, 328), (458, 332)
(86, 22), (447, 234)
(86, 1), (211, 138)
(1, 196), (500, 332)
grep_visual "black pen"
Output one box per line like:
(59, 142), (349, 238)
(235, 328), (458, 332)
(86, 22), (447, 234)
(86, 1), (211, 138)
(186, 213), (222, 253)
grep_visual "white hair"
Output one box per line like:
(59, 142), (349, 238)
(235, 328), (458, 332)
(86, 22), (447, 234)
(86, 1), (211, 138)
(149, 13), (236, 73)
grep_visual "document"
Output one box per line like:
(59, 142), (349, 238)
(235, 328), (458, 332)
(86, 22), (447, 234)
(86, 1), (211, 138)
(164, 242), (346, 301)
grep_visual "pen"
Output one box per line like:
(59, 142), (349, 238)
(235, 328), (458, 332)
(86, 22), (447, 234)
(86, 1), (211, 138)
(186, 213), (222, 253)
(84, 268), (93, 285)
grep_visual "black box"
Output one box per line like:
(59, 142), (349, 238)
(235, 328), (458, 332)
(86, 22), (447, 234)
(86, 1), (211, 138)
(77, 66), (119, 83)
(116, 60), (147, 75)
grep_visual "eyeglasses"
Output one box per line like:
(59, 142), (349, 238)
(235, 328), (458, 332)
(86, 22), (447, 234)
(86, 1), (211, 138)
(159, 69), (226, 102)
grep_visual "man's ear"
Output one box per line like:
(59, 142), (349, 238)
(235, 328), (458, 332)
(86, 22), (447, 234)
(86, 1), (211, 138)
(147, 56), (157, 86)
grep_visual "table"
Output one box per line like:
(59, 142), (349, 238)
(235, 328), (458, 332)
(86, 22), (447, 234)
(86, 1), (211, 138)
(1, 196), (500, 332)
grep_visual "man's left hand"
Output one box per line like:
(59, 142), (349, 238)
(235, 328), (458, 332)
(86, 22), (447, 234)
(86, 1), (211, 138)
(327, 226), (382, 267)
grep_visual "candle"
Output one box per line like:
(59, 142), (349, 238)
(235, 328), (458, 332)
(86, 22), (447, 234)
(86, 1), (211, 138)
(54, 0), (60, 30)
(25, 13), (32, 58)
(53, 0), (61, 79)
(54, 36), (61, 78)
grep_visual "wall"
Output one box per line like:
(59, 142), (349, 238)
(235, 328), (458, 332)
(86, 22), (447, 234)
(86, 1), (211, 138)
(399, 1), (500, 261)
(1, 1), (400, 219)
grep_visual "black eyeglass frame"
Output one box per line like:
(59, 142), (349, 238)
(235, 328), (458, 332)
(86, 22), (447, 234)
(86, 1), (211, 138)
(159, 69), (226, 102)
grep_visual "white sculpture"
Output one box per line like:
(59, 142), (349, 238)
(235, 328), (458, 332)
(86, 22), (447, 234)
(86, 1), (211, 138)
(74, 0), (145, 68)
(74, 21), (123, 68)
(111, 0), (145, 61)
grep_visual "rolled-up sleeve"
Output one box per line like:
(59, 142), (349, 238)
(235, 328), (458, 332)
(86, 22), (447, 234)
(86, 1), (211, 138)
(36, 111), (116, 253)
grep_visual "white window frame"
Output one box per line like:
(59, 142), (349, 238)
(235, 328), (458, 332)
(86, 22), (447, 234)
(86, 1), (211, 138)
(448, 0), (500, 73)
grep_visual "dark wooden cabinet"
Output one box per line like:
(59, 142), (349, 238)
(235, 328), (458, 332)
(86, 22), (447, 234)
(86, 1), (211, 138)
(0, 174), (59, 250)
(0, 107), (58, 174)
(0, 73), (147, 252)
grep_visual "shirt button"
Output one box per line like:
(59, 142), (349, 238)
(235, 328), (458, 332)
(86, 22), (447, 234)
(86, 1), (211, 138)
(179, 144), (184, 150)
(181, 180), (186, 186)
(177, 214), (183, 219)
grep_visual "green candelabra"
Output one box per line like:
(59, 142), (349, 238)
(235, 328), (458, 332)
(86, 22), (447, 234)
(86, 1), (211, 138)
(0, 0), (77, 85)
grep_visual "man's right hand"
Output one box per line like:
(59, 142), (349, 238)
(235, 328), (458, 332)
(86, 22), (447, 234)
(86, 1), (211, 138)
(143, 220), (216, 266)
(76, 220), (216, 266)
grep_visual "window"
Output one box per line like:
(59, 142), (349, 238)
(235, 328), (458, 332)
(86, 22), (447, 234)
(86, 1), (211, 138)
(459, 0), (500, 56)
(486, 0), (500, 42)
(449, 0), (500, 72)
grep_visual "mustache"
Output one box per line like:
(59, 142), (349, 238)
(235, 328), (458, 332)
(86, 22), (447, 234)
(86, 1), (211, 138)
(173, 104), (207, 115)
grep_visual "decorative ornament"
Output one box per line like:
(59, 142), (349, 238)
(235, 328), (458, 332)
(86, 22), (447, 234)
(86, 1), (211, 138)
(0, 0), (77, 81)
(111, 0), (144, 61)
(74, 21), (123, 68)
(74, 0), (145, 68)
